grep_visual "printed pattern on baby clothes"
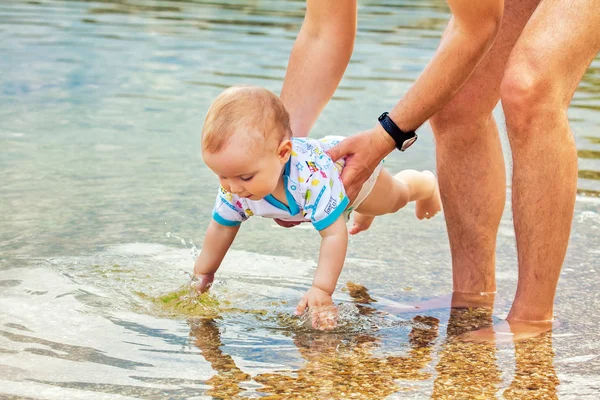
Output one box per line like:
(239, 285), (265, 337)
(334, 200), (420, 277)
(212, 136), (349, 231)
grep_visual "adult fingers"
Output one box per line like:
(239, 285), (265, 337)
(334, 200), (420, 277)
(340, 165), (361, 203)
(326, 138), (353, 162)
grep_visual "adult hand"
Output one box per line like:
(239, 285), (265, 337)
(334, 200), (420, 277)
(326, 124), (396, 203)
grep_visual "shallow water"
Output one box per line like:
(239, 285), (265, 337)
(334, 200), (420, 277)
(1, 0), (599, 398)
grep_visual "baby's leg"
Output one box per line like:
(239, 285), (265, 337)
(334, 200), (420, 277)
(349, 213), (375, 235)
(395, 170), (441, 219)
(348, 170), (403, 235)
(355, 169), (440, 219)
(354, 169), (411, 217)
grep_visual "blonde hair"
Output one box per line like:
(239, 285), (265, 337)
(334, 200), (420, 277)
(202, 86), (292, 153)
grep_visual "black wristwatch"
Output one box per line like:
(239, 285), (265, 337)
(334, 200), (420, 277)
(378, 112), (418, 151)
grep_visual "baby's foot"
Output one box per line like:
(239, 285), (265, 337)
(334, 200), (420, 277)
(415, 171), (441, 220)
(349, 213), (374, 235)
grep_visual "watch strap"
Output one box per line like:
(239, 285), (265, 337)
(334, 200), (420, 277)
(378, 112), (418, 151)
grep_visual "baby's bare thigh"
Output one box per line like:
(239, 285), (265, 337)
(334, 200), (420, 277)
(355, 169), (410, 216)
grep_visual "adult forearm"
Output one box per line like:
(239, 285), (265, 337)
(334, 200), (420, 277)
(390, 16), (501, 131)
(281, 2), (356, 137)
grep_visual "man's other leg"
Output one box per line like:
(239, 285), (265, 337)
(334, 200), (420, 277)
(430, 0), (541, 297)
(500, 0), (600, 321)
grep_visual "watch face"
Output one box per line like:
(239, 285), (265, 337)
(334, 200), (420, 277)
(400, 135), (418, 151)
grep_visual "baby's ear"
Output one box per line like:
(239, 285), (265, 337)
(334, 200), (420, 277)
(278, 139), (292, 163)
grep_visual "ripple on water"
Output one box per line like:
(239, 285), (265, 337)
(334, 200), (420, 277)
(39, 243), (419, 339)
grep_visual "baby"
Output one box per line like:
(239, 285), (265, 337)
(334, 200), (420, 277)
(194, 86), (441, 329)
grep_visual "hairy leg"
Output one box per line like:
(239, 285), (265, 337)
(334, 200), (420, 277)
(429, 0), (541, 294)
(501, 0), (600, 322)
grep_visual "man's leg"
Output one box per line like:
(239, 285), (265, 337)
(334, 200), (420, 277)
(430, 0), (541, 298)
(500, 0), (600, 322)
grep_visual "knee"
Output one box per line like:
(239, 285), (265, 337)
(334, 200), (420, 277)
(431, 103), (491, 135)
(430, 100), (496, 146)
(500, 58), (564, 135)
(390, 181), (409, 212)
(393, 195), (409, 213)
(430, 110), (496, 152)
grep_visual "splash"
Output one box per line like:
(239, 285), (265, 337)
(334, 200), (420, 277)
(141, 282), (411, 335)
(165, 232), (199, 259)
(151, 286), (221, 318)
(137, 280), (267, 320)
(272, 303), (411, 334)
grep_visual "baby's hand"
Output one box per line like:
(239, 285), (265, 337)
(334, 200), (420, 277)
(295, 286), (338, 330)
(193, 274), (214, 293)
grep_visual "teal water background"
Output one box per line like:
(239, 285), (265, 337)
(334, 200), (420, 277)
(1, 0), (599, 398)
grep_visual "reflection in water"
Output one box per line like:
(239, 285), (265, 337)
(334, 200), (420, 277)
(432, 307), (501, 398)
(254, 316), (439, 398)
(2, 279), (561, 398)
(189, 318), (250, 398)
(185, 284), (561, 398)
(431, 307), (560, 399)
(504, 333), (559, 399)
(186, 284), (560, 398)
(189, 302), (560, 398)
(0, 329), (152, 369)
(186, 283), (440, 398)
(4, 307), (560, 398)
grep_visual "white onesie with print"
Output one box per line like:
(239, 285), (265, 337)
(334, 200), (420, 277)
(212, 136), (382, 231)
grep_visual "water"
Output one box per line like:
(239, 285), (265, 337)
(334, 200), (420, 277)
(1, 0), (599, 398)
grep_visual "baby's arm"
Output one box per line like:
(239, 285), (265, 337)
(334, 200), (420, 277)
(193, 220), (240, 292)
(295, 216), (348, 325)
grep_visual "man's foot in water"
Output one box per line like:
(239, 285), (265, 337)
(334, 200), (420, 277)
(461, 320), (559, 343)
(382, 291), (497, 314)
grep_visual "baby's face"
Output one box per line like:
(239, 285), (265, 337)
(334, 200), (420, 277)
(203, 135), (290, 200)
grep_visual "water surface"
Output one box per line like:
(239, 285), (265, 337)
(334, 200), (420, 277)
(1, 0), (599, 398)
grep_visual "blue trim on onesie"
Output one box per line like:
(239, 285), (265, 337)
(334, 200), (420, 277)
(282, 158), (300, 215)
(220, 196), (240, 213)
(212, 211), (241, 227)
(283, 175), (300, 215)
(313, 196), (350, 231)
(264, 158), (300, 216)
(264, 194), (289, 212)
